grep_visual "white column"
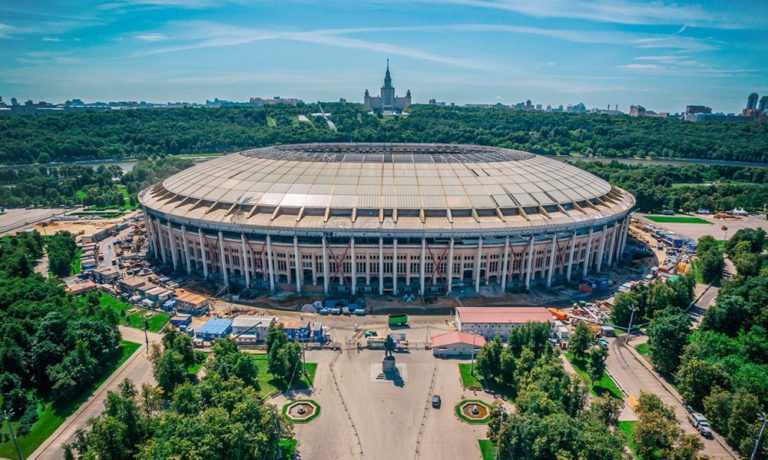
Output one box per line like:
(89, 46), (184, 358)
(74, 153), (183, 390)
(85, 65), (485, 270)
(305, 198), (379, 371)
(378, 237), (384, 295)
(293, 236), (301, 294)
(167, 222), (179, 270)
(474, 237), (483, 292)
(199, 229), (208, 278)
(218, 231), (228, 285)
(619, 217), (629, 258)
(392, 239), (398, 294)
(566, 233), (577, 282)
(596, 225), (607, 272)
(525, 236), (534, 289)
(546, 235), (557, 287)
(582, 228), (593, 278)
(157, 219), (167, 265)
(351, 237), (357, 295)
(266, 234), (275, 292)
(241, 233), (251, 287)
(322, 236), (329, 295)
(420, 238), (426, 295)
(606, 226), (617, 267)
(146, 216), (159, 260)
(182, 225), (192, 274)
(501, 236), (510, 291)
(447, 237), (455, 294)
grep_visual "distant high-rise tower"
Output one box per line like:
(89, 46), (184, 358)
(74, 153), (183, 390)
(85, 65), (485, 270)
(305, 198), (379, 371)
(364, 60), (411, 112)
(759, 96), (768, 112)
(747, 93), (759, 110)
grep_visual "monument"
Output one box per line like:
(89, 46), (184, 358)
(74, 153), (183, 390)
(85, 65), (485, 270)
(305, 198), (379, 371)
(382, 335), (396, 373)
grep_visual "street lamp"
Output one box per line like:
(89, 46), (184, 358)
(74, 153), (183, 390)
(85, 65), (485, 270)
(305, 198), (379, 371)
(2, 409), (23, 460)
(625, 305), (640, 345)
(751, 412), (767, 460)
(721, 225), (729, 242)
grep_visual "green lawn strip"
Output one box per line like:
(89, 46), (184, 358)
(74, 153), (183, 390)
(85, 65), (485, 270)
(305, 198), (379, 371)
(72, 248), (82, 274)
(459, 363), (484, 388)
(644, 215), (711, 224)
(281, 400), (321, 424)
(565, 353), (623, 399)
(478, 439), (497, 460)
(279, 438), (297, 457)
(0, 340), (140, 458)
(250, 354), (317, 398)
(116, 184), (137, 210)
(618, 421), (642, 459)
(635, 343), (649, 356)
(266, 116), (277, 128)
(690, 259), (704, 284)
(454, 400), (492, 424)
(98, 293), (169, 332)
(187, 352), (209, 376)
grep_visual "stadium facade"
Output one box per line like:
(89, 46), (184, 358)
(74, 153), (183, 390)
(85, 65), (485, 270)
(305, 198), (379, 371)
(139, 143), (634, 296)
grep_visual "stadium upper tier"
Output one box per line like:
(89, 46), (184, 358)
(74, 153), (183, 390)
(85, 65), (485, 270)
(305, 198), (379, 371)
(140, 143), (633, 234)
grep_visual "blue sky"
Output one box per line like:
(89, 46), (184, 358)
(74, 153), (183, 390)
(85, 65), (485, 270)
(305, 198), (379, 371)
(0, 0), (766, 112)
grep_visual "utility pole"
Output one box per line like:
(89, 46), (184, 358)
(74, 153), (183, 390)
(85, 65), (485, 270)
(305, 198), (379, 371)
(144, 319), (149, 354)
(625, 305), (639, 345)
(751, 412), (767, 460)
(470, 333), (476, 376)
(3, 409), (23, 460)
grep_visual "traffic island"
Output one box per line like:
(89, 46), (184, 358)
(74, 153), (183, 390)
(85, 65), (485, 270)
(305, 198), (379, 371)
(282, 399), (321, 424)
(455, 400), (492, 424)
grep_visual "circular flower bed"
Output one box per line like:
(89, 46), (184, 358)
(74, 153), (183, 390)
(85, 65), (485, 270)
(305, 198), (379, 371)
(282, 399), (321, 424)
(455, 399), (492, 424)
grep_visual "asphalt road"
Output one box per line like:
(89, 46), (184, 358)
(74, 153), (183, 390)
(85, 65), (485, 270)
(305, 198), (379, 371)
(605, 337), (737, 460)
(28, 327), (160, 460)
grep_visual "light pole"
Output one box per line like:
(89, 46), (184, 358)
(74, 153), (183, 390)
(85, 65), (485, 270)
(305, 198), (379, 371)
(2, 409), (23, 460)
(751, 412), (767, 460)
(721, 225), (729, 242)
(625, 305), (639, 345)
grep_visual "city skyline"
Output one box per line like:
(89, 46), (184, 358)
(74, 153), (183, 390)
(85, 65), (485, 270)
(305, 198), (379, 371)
(0, 0), (766, 112)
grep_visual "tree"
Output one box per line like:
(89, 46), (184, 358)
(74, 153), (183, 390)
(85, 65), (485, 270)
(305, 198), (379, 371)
(570, 321), (593, 360)
(210, 338), (259, 389)
(588, 396), (621, 427)
(633, 392), (701, 460)
(648, 307), (690, 374)
(697, 235), (724, 284)
(476, 337), (503, 381)
(701, 294), (754, 336)
(587, 345), (608, 384)
(152, 350), (187, 395)
(676, 358), (730, 408)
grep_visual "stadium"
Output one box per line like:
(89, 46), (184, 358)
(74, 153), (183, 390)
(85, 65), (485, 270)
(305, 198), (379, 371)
(139, 143), (635, 296)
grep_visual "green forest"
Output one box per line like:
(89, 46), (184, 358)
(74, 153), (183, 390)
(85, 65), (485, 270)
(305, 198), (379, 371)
(1, 103), (767, 165)
(0, 231), (124, 457)
(575, 161), (768, 213)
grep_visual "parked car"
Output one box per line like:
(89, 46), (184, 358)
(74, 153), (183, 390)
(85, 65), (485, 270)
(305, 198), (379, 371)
(432, 395), (442, 409)
(688, 412), (713, 438)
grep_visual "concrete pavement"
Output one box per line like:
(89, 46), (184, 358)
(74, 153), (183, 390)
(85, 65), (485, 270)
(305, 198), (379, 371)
(28, 327), (160, 460)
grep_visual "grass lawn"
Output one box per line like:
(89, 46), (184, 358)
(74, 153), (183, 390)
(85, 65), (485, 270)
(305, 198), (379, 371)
(187, 352), (209, 376)
(0, 340), (140, 459)
(478, 439), (497, 460)
(251, 354), (317, 398)
(266, 115), (277, 128)
(566, 353), (623, 399)
(458, 363), (484, 388)
(98, 293), (170, 332)
(644, 215), (711, 224)
(635, 343), (650, 356)
(71, 248), (82, 274)
(618, 421), (642, 459)
(690, 258), (704, 284)
(279, 438), (297, 457)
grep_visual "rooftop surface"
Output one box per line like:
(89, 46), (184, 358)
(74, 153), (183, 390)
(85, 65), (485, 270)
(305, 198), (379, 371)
(197, 318), (233, 335)
(140, 143), (634, 233)
(456, 306), (553, 324)
(430, 331), (486, 348)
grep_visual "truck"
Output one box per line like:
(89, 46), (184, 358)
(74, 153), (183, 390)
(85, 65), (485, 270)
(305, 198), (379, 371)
(388, 314), (408, 328)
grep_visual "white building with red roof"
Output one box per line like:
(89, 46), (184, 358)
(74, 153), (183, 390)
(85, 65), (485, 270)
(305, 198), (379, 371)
(455, 307), (553, 340)
(430, 331), (486, 358)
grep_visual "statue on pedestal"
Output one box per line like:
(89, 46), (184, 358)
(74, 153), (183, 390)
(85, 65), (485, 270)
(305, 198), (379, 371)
(382, 335), (396, 372)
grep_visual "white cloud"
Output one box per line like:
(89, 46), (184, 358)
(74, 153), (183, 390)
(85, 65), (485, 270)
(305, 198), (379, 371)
(616, 64), (662, 70)
(42, 37), (61, 42)
(136, 33), (166, 42)
(417, 0), (767, 29)
(134, 22), (484, 68)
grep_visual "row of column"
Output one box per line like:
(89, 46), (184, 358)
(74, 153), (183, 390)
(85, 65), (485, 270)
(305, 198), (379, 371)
(147, 215), (630, 295)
